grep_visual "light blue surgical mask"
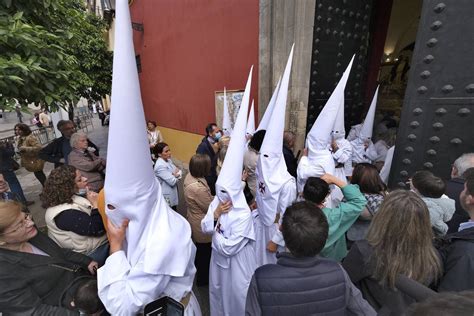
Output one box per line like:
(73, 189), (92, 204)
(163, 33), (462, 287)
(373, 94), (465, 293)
(77, 188), (87, 197)
(214, 132), (222, 141)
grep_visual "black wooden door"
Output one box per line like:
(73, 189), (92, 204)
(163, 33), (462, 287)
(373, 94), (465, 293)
(307, 0), (374, 133)
(389, 0), (474, 187)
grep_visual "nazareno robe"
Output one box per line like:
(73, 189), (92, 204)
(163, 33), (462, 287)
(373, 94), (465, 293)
(201, 197), (257, 316)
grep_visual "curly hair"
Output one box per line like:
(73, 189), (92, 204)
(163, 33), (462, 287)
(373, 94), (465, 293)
(41, 165), (77, 208)
(14, 123), (32, 136)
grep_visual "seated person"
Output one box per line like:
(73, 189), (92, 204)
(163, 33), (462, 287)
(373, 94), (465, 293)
(411, 170), (455, 236)
(0, 200), (98, 314)
(303, 174), (367, 261)
(39, 120), (99, 167)
(343, 190), (442, 314)
(245, 201), (375, 316)
(42, 165), (109, 265)
(68, 132), (106, 192)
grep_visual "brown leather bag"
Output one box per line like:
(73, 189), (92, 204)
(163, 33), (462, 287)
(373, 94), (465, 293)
(22, 158), (45, 172)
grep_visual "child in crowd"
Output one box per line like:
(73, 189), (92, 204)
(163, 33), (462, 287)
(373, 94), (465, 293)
(303, 174), (367, 261)
(71, 279), (105, 316)
(245, 201), (375, 315)
(411, 170), (455, 236)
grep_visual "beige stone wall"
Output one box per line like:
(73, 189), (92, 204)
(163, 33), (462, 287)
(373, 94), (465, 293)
(259, 0), (316, 153)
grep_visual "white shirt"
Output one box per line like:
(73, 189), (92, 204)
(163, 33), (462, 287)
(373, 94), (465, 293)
(98, 247), (197, 315)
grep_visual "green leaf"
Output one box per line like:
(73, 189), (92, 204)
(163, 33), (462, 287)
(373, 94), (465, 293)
(45, 96), (53, 105)
(7, 75), (24, 82)
(45, 81), (54, 91)
(13, 12), (23, 20)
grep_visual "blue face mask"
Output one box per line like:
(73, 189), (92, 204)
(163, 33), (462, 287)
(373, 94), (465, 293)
(77, 188), (87, 197)
(214, 132), (222, 141)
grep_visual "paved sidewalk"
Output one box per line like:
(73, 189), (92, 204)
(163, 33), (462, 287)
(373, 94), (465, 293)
(0, 109), (37, 134)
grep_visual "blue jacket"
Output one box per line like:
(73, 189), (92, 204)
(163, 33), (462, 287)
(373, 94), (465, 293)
(154, 158), (180, 207)
(246, 252), (375, 316)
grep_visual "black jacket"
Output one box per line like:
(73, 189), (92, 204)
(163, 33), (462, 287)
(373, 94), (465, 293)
(283, 145), (297, 178)
(445, 178), (469, 233)
(0, 231), (92, 315)
(437, 226), (474, 292)
(0, 142), (17, 172)
(343, 240), (427, 316)
(39, 136), (99, 168)
(196, 137), (217, 195)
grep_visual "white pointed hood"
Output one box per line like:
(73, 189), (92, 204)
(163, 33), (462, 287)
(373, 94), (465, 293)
(256, 44), (295, 225)
(103, 0), (191, 276)
(256, 77), (282, 131)
(307, 55), (355, 159)
(359, 85), (379, 142)
(222, 87), (232, 136)
(214, 66), (255, 240)
(216, 66), (252, 207)
(332, 92), (346, 140)
(246, 100), (256, 136)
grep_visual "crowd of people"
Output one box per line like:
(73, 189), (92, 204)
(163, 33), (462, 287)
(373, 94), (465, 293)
(1, 5), (474, 314)
(187, 121), (474, 316)
(2, 107), (474, 315)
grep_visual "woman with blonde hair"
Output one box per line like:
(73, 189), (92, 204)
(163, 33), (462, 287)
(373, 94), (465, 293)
(0, 200), (98, 314)
(342, 190), (442, 315)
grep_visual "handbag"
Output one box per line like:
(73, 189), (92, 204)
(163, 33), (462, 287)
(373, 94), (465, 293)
(22, 158), (45, 172)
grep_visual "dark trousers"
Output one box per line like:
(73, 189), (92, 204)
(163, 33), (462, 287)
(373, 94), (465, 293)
(33, 170), (47, 187)
(2, 169), (27, 203)
(195, 242), (212, 286)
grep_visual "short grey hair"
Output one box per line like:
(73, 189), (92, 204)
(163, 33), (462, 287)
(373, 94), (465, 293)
(70, 132), (88, 148)
(453, 153), (474, 178)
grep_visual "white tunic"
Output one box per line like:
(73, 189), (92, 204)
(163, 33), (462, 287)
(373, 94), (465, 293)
(252, 209), (278, 265)
(331, 138), (353, 180)
(380, 146), (395, 184)
(98, 248), (200, 316)
(253, 178), (296, 266)
(374, 140), (389, 162)
(347, 123), (363, 141)
(350, 139), (379, 164)
(297, 152), (338, 208)
(297, 153), (335, 193)
(201, 198), (257, 316)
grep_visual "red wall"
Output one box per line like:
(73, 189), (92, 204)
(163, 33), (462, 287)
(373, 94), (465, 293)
(130, 0), (259, 135)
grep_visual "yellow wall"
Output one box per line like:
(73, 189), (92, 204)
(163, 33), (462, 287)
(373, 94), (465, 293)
(158, 126), (203, 164)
